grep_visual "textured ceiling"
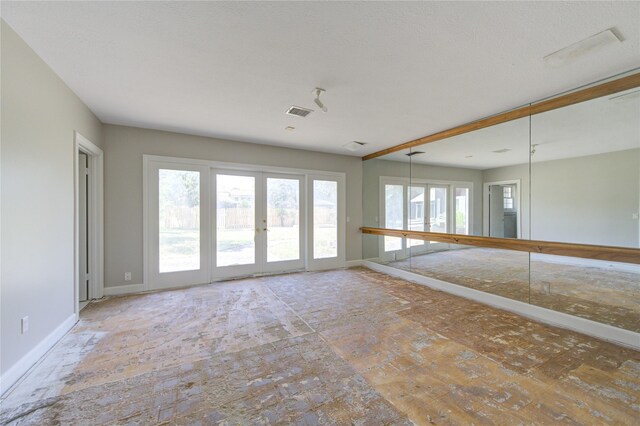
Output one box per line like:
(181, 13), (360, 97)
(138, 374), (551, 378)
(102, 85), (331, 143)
(2, 1), (639, 156)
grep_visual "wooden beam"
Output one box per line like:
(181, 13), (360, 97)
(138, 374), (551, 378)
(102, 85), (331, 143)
(363, 72), (640, 161)
(361, 227), (640, 265)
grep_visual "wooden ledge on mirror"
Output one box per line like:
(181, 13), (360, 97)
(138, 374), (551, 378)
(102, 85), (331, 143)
(360, 227), (640, 265)
(363, 72), (640, 161)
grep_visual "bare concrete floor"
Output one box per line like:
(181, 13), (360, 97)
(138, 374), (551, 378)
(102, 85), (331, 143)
(389, 248), (640, 332)
(1, 268), (638, 425)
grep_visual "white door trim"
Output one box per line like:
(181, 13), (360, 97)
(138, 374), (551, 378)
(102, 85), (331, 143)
(73, 131), (104, 317)
(483, 179), (521, 238)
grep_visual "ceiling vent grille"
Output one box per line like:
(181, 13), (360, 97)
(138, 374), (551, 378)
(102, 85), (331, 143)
(492, 148), (512, 154)
(343, 141), (367, 152)
(286, 106), (313, 117)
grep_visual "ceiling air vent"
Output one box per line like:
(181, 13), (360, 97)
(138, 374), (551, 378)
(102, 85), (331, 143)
(492, 148), (511, 154)
(286, 106), (313, 117)
(343, 141), (367, 152)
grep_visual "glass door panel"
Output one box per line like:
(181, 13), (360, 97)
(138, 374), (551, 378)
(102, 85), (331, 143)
(426, 185), (449, 250)
(148, 161), (210, 291)
(214, 172), (259, 277)
(216, 174), (256, 266)
(159, 169), (202, 273)
(428, 186), (448, 233)
(408, 185), (426, 249)
(266, 178), (300, 262)
(454, 187), (470, 235)
(313, 180), (338, 259)
(384, 184), (404, 252)
(263, 175), (304, 272)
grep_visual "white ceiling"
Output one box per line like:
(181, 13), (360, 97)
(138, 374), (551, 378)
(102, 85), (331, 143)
(384, 87), (640, 169)
(2, 1), (639, 156)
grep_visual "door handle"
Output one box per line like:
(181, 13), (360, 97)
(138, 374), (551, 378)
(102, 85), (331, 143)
(263, 228), (269, 232)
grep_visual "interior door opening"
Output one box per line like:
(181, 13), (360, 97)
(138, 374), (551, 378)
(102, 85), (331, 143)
(75, 132), (104, 311)
(78, 151), (89, 304)
(486, 182), (519, 238)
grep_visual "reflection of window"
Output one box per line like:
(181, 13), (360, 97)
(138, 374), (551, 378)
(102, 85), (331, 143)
(503, 186), (514, 210)
(411, 203), (423, 220)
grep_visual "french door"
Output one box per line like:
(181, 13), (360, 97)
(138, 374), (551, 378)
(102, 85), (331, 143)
(407, 184), (449, 253)
(213, 170), (304, 278)
(146, 156), (345, 290)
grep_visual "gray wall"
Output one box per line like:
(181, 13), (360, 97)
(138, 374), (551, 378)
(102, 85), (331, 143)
(1, 21), (104, 376)
(362, 158), (484, 259)
(483, 149), (640, 247)
(103, 124), (363, 287)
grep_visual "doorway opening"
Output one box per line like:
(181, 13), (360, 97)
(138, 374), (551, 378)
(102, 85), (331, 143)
(74, 132), (104, 314)
(78, 151), (89, 307)
(483, 180), (521, 239)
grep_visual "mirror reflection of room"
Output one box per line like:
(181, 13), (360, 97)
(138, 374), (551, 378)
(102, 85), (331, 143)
(362, 79), (639, 332)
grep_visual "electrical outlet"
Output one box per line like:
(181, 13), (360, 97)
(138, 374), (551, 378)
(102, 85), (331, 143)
(124, 272), (132, 281)
(21, 316), (29, 334)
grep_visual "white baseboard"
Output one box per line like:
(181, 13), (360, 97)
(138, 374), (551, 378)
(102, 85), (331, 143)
(344, 260), (364, 268)
(0, 313), (78, 396)
(530, 253), (640, 273)
(362, 261), (640, 351)
(103, 283), (146, 296)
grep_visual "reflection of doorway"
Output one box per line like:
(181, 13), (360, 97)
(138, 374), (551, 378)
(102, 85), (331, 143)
(483, 180), (520, 238)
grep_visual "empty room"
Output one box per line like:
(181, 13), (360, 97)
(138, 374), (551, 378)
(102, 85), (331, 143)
(1, 1), (639, 425)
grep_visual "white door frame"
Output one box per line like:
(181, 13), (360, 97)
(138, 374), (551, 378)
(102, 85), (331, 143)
(73, 131), (104, 315)
(483, 179), (521, 238)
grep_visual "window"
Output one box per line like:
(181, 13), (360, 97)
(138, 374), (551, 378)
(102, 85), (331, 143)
(216, 174), (256, 267)
(267, 178), (300, 262)
(384, 184), (404, 251)
(159, 169), (201, 273)
(455, 187), (470, 235)
(313, 180), (338, 259)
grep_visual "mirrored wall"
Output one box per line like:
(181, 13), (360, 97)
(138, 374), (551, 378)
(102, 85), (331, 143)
(362, 72), (640, 332)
